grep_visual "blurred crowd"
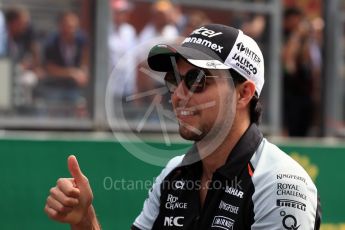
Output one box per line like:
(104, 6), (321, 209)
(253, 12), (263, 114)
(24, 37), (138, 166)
(282, 7), (323, 136)
(0, 5), (89, 117)
(108, 0), (324, 136)
(0, 0), (325, 136)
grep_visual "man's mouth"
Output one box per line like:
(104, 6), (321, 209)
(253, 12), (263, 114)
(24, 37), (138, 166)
(175, 108), (196, 117)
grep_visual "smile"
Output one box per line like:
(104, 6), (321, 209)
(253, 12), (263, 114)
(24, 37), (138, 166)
(176, 109), (195, 116)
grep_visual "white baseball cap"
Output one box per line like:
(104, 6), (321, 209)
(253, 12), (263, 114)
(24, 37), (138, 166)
(148, 24), (265, 97)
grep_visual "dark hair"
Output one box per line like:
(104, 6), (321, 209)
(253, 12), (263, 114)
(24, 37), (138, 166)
(5, 7), (24, 24)
(229, 69), (263, 124)
(284, 7), (303, 19)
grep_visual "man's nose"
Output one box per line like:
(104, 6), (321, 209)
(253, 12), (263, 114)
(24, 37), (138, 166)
(171, 80), (189, 103)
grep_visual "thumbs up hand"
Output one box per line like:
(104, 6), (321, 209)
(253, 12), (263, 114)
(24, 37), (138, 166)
(44, 155), (94, 225)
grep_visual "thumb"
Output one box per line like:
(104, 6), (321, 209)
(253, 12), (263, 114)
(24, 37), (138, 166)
(68, 155), (87, 186)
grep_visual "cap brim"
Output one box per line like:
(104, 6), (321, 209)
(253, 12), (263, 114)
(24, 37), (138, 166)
(147, 44), (230, 72)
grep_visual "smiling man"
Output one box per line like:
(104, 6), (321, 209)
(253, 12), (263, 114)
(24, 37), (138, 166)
(44, 24), (321, 230)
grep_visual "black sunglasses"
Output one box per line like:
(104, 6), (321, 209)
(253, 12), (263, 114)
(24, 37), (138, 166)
(164, 68), (233, 93)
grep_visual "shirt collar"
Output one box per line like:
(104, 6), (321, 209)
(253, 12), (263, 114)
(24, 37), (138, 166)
(179, 124), (263, 179)
(216, 123), (263, 179)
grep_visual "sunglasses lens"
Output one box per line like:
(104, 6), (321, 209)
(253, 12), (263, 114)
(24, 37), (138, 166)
(185, 69), (206, 93)
(164, 69), (206, 93)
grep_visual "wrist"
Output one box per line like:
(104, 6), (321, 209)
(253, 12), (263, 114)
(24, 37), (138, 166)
(71, 206), (100, 230)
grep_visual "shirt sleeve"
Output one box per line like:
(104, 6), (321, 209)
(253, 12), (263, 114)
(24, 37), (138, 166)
(251, 167), (320, 230)
(132, 155), (184, 230)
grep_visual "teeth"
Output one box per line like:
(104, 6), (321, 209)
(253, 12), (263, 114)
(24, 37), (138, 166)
(180, 110), (193, 116)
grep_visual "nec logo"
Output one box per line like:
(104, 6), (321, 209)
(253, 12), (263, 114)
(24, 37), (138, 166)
(164, 216), (184, 227)
(191, 26), (223, 38)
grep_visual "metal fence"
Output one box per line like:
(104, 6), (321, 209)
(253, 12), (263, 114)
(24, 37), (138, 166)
(0, 0), (343, 137)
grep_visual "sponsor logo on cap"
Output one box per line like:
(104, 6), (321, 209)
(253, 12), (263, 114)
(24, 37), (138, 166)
(206, 61), (223, 69)
(236, 42), (261, 64)
(182, 37), (224, 53)
(231, 54), (258, 75)
(190, 26), (223, 38)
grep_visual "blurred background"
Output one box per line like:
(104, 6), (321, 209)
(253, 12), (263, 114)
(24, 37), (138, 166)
(0, 0), (344, 229)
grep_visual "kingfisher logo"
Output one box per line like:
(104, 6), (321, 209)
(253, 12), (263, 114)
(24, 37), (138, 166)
(211, 216), (234, 230)
(236, 42), (261, 64)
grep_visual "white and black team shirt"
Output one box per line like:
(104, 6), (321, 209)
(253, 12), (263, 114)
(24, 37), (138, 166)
(131, 124), (321, 230)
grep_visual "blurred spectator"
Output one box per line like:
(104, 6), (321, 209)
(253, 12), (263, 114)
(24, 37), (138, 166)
(182, 10), (210, 37)
(138, 0), (178, 43)
(170, 2), (187, 34)
(135, 0), (179, 109)
(108, 0), (137, 99)
(282, 7), (314, 136)
(38, 11), (89, 116)
(241, 15), (266, 41)
(5, 6), (42, 108)
(0, 9), (6, 56)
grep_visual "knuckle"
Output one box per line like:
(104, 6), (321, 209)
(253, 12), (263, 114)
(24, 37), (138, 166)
(56, 178), (66, 186)
(62, 197), (73, 206)
(45, 206), (56, 219)
(60, 206), (71, 213)
(56, 204), (65, 213)
(46, 196), (52, 205)
(49, 187), (57, 195)
(64, 188), (75, 197)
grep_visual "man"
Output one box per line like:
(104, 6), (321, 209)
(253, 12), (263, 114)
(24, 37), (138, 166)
(108, 0), (137, 98)
(39, 11), (89, 111)
(282, 7), (314, 136)
(44, 24), (321, 229)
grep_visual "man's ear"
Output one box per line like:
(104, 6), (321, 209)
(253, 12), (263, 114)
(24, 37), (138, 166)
(237, 81), (256, 109)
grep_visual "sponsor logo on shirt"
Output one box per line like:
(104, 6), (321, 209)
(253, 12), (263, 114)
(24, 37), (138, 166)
(276, 183), (306, 200)
(225, 186), (244, 198)
(164, 216), (184, 227)
(276, 199), (306, 211)
(211, 216), (234, 230)
(218, 200), (239, 214)
(280, 211), (300, 230)
(173, 180), (185, 190)
(165, 194), (187, 210)
(276, 174), (307, 185)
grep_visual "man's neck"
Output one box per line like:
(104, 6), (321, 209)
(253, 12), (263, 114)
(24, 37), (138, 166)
(198, 120), (250, 179)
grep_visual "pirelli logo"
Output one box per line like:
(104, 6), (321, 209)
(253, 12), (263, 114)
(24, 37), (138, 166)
(276, 199), (306, 211)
